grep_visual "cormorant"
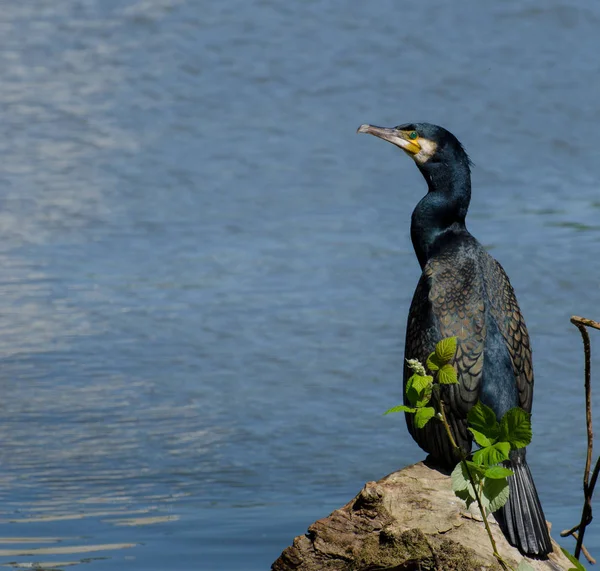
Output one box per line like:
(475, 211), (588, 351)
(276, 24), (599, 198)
(357, 122), (552, 556)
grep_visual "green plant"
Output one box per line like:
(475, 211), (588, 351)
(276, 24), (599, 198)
(385, 337), (535, 570)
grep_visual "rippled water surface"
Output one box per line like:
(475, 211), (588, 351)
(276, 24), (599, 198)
(1, 1), (600, 569)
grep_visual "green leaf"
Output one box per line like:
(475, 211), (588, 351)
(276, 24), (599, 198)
(467, 401), (500, 441)
(454, 487), (476, 509)
(414, 406), (436, 428)
(405, 388), (416, 406)
(453, 459), (510, 517)
(435, 337), (457, 364)
(451, 461), (485, 488)
(451, 462), (479, 510)
(561, 548), (587, 571)
(464, 460), (487, 477)
(451, 461), (470, 492)
(405, 382), (418, 406)
(484, 466), (514, 479)
(409, 374), (433, 393)
(415, 386), (432, 407)
(468, 428), (493, 448)
(406, 374), (433, 407)
(516, 561), (536, 571)
(384, 404), (416, 415)
(499, 408), (532, 449)
(483, 475), (510, 512)
(426, 352), (440, 372)
(472, 442), (510, 466)
(438, 364), (458, 384)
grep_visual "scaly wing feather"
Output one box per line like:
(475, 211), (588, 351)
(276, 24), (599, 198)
(404, 246), (486, 467)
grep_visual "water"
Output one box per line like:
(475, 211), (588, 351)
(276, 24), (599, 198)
(1, 1), (599, 569)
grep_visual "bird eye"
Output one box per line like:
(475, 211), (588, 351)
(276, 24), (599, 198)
(409, 131), (418, 140)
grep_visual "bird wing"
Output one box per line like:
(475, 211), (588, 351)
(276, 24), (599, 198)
(482, 255), (534, 412)
(404, 249), (486, 463)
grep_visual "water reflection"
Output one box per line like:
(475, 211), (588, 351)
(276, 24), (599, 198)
(0, 491), (182, 567)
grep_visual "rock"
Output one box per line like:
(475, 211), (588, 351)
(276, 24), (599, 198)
(272, 462), (572, 571)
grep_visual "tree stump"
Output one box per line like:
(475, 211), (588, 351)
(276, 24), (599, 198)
(272, 462), (572, 571)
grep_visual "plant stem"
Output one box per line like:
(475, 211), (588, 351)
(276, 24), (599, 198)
(439, 400), (511, 571)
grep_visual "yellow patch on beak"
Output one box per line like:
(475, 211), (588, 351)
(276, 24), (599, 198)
(357, 124), (421, 156)
(398, 135), (421, 156)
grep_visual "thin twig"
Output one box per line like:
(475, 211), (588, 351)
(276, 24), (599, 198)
(571, 318), (594, 489)
(560, 522), (580, 537)
(571, 316), (600, 331)
(570, 315), (598, 561)
(560, 523), (585, 538)
(570, 532), (596, 564)
(560, 526), (596, 565)
(439, 400), (511, 571)
(589, 455), (600, 497)
(563, 456), (600, 536)
(561, 454), (600, 564)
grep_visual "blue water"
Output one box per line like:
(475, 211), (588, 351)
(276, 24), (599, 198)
(1, 1), (599, 569)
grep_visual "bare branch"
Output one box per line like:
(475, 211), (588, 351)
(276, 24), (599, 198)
(569, 315), (598, 561)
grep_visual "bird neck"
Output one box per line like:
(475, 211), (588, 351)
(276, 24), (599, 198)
(410, 162), (471, 268)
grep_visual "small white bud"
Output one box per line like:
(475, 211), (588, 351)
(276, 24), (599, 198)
(406, 358), (427, 377)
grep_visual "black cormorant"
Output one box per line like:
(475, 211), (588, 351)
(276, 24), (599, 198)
(357, 122), (552, 556)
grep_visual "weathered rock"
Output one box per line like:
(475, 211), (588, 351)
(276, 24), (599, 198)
(272, 462), (571, 571)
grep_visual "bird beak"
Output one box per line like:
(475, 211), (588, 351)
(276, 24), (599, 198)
(356, 124), (421, 156)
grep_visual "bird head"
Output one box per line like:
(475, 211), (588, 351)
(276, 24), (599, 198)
(356, 122), (472, 171)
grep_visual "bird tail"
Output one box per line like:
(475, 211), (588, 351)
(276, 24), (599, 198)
(495, 449), (552, 556)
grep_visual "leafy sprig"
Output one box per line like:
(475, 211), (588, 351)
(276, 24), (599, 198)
(385, 336), (539, 569)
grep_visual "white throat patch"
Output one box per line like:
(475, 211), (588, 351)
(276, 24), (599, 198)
(414, 139), (438, 165)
